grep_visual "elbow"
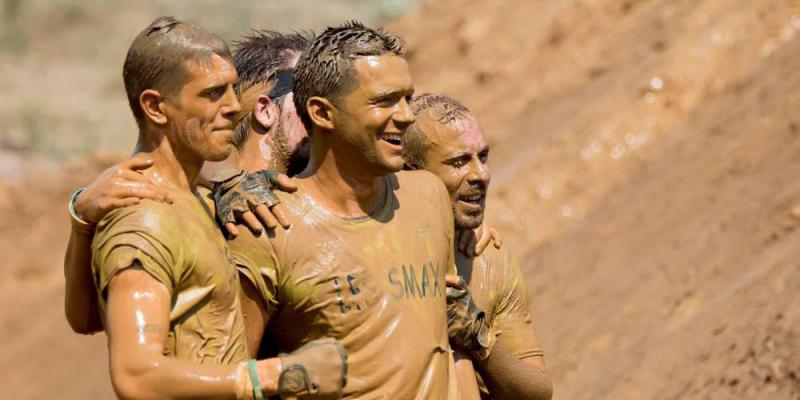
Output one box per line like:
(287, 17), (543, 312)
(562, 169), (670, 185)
(64, 305), (89, 334)
(64, 303), (101, 335)
(110, 358), (162, 400)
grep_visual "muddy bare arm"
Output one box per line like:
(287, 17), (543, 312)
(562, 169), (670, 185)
(474, 345), (552, 400)
(64, 157), (173, 334)
(446, 274), (552, 399)
(64, 213), (102, 334)
(105, 266), (283, 399)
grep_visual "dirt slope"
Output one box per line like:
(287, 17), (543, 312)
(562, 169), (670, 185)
(389, 0), (800, 398)
(2, 0), (800, 398)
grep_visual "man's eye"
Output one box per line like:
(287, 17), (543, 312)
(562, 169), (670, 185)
(451, 159), (468, 168)
(205, 87), (226, 101)
(376, 97), (398, 106)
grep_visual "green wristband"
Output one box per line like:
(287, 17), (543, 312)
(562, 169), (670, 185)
(247, 359), (264, 400)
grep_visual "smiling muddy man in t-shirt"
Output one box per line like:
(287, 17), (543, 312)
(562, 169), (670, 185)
(228, 22), (483, 399)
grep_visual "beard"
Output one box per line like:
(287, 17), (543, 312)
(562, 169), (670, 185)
(453, 205), (484, 230)
(286, 136), (311, 177)
(271, 120), (310, 177)
(452, 183), (487, 230)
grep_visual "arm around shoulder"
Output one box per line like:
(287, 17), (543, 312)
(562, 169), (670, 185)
(64, 189), (102, 334)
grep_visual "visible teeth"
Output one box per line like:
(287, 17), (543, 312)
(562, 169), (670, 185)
(462, 195), (482, 202)
(381, 134), (402, 143)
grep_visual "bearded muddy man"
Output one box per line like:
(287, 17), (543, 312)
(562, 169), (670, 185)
(65, 17), (346, 399)
(404, 94), (553, 399)
(230, 31), (312, 177)
(227, 22), (488, 399)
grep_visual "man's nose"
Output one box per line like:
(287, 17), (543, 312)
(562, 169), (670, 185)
(393, 97), (416, 127)
(221, 87), (242, 117)
(467, 159), (490, 185)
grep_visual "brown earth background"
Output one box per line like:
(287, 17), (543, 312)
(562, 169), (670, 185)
(1, 0), (799, 399)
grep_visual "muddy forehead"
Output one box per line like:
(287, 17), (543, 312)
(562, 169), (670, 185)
(422, 114), (487, 154)
(183, 54), (237, 88)
(353, 55), (413, 91)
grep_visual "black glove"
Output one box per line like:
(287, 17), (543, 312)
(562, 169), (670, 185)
(446, 276), (496, 360)
(213, 169), (281, 228)
(278, 338), (348, 399)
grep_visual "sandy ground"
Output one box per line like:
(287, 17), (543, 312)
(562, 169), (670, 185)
(2, 0), (800, 398)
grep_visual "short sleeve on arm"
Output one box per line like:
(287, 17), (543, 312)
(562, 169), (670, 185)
(92, 205), (185, 297)
(493, 250), (544, 359)
(229, 230), (279, 309)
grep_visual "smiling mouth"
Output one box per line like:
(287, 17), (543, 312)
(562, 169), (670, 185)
(379, 133), (403, 147)
(458, 193), (484, 206)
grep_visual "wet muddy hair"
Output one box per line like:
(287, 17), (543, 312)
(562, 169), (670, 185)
(123, 16), (232, 128)
(404, 94), (473, 170)
(230, 30), (313, 148)
(292, 21), (405, 132)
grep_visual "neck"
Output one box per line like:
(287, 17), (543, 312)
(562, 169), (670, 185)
(237, 126), (283, 174)
(298, 130), (385, 217)
(133, 125), (202, 192)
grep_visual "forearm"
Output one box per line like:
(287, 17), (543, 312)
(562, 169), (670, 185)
(198, 153), (243, 190)
(454, 351), (481, 400)
(111, 354), (281, 400)
(107, 267), (282, 400)
(474, 343), (552, 400)
(63, 221), (102, 334)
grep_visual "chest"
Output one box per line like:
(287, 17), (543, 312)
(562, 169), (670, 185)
(173, 200), (240, 302)
(275, 216), (451, 334)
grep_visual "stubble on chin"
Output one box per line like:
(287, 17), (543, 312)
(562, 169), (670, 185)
(453, 205), (483, 230)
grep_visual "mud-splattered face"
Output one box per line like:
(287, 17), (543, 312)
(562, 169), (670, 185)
(333, 54), (416, 174)
(164, 53), (240, 162)
(422, 115), (491, 229)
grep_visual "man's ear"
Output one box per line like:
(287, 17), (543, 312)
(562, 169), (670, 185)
(140, 89), (168, 125)
(253, 95), (279, 130)
(307, 96), (335, 131)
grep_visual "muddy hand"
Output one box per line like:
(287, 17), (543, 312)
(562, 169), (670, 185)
(457, 223), (502, 257)
(278, 338), (348, 400)
(445, 274), (496, 360)
(213, 170), (297, 238)
(74, 156), (173, 224)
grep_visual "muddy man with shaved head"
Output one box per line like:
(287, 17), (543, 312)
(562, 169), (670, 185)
(405, 94), (554, 400)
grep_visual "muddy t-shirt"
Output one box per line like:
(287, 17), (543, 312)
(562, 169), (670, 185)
(232, 171), (461, 399)
(457, 245), (543, 397)
(92, 188), (248, 364)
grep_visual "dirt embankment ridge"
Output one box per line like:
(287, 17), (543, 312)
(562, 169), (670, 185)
(390, 0), (800, 398)
(1, 0), (799, 399)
